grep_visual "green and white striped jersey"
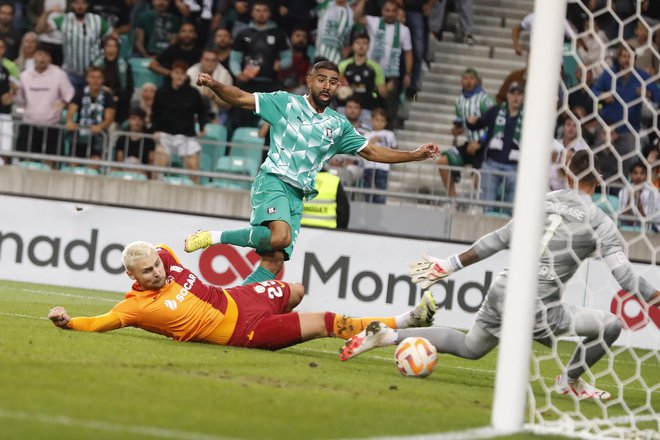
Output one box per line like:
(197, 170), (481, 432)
(255, 91), (368, 199)
(455, 89), (494, 142)
(315, 2), (354, 65)
(51, 12), (112, 76)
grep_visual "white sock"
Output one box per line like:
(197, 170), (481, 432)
(395, 312), (412, 329)
(210, 230), (222, 244)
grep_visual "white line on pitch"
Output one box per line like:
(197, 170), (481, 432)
(7, 287), (120, 303)
(346, 426), (501, 440)
(0, 408), (239, 440)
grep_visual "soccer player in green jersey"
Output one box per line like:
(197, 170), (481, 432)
(185, 61), (439, 284)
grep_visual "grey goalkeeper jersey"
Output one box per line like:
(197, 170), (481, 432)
(471, 190), (655, 335)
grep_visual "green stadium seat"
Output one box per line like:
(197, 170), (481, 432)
(128, 58), (163, 89)
(109, 170), (148, 181)
(197, 123), (228, 184)
(162, 175), (196, 186)
(17, 161), (51, 171)
(229, 127), (263, 176)
(60, 166), (100, 176)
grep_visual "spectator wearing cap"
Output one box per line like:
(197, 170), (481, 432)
(438, 67), (494, 199)
(338, 32), (387, 126)
(467, 81), (525, 214)
(15, 43), (74, 163)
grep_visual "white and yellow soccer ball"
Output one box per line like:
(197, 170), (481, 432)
(394, 337), (438, 377)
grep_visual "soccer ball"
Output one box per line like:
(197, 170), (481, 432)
(394, 337), (438, 377)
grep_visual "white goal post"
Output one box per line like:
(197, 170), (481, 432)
(491, 0), (659, 438)
(491, 0), (567, 433)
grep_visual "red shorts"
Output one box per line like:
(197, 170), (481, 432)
(226, 280), (291, 347)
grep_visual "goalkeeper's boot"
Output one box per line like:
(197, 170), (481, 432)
(339, 321), (395, 361)
(408, 291), (437, 327)
(184, 230), (213, 253)
(555, 375), (611, 400)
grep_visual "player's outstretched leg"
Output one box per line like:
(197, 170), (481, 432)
(185, 227), (275, 253)
(554, 375), (611, 400)
(407, 291), (437, 327)
(184, 230), (213, 252)
(339, 321), (397, 361)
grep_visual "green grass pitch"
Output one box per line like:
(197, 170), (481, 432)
(1, 279), (657, 440)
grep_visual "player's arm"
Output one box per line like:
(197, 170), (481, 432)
(47, 306), (123, 332)
(410, 220), (513, 288)
(197, 72), (255, 110)
(358, 141), (439, 163)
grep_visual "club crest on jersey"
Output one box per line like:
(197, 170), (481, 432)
(325, 128), (333, 139)
(267, 207), (276, 214)
(164, 299), (177, 310)
(267, 35), (275, 45)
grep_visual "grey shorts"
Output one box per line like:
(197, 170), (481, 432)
(158, 132), (201, 157)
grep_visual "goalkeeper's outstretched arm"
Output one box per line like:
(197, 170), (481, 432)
(48, 306), (123, 332)
(410, 221), (513, 288)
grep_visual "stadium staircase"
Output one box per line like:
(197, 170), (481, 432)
(389, 0), (533, 203)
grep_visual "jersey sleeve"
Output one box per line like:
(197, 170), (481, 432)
(371, 61), (385, 86)
(472, 220), (513, 259)
(109, 297), (141, 327)
(336, 117), (368, 154)
(67, 310), (124, 332)
(253, 91), (287, 124)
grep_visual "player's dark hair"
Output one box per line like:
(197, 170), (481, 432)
(252, 0), (271, 11)
(171, 60), (189, 72)
(628, 161), (647, 176)
(86, 65), (105, 76)
(568, 150), (600, 185)
(372, 107), (387, 119)
(351, 31), (370, 44)
(312, 60), (339, 75)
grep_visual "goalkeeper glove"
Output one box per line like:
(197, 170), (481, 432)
(409, 254), (463, 289)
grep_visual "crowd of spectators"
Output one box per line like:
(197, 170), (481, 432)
(436, 1), (660, 226)
(0, 0), (657, 225)
(0, 0), (451, 198)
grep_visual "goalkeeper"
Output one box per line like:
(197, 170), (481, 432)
(48, 241), (436, 350)
(341, 150), (660, 400)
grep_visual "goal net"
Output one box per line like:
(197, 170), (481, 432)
(516, 1), (660, 438)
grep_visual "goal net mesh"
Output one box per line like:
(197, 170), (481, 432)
(525, 1), (659, 439)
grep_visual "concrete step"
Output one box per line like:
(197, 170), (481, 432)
(432, 52), (526, 71)
(408, 103), (454, 116)
(408, 109), (456, 124)
(445, 11), (506, 29)
(413, 92), (457, 106)
(403, 119), (453, 133)
(425, 66), (510, 87)
(396, 129), (453, 144)
(440, 31), (518, 51)
(421, 77), (502, 96)
(473, 4), (528, 20)
(474, 0), (534, 11)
